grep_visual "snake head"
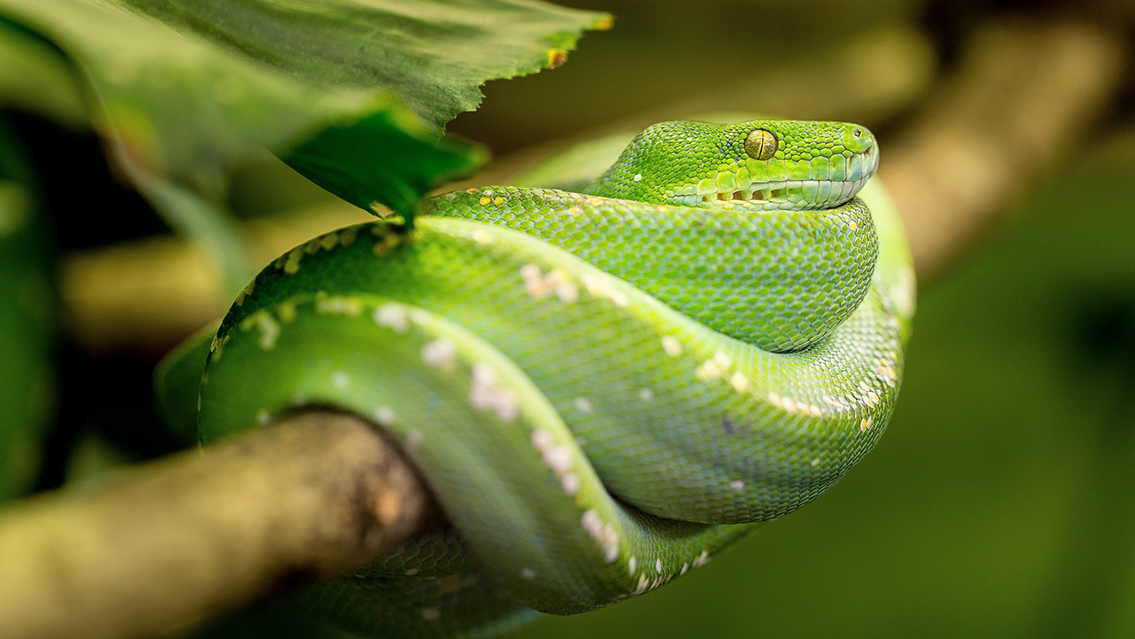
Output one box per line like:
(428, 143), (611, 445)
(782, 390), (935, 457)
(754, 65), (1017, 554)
(586, 119), (879, 211)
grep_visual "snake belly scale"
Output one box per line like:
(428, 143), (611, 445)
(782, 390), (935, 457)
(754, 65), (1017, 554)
(177, 120), (914, 637)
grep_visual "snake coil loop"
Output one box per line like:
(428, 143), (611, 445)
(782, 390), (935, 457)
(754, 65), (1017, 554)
(174, 120), (914, 638)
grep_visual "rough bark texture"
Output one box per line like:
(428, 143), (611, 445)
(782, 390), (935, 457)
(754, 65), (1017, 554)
(0, 411), (441, 639)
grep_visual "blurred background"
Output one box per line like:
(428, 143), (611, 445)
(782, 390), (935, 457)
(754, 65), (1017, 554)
(3, 0), (1135, 637)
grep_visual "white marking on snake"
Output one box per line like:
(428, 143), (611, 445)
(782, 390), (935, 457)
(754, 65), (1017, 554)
(421, 608), (440, 621)
(520, 568), (536, 580)
(573, 397), (593, 413)
(255, 314), (280, 350)
(256, 410), (271, 426)
(638, 388), (654, 402)
(561, 472), (581, 496)
(470, 363), (520, 422)
(332, 371), (349, 389)
(893, 265), (916, 319)
(581, 509), (620, 563)
(661, 336), (683, 357)
(656, 558), (663, 573)
(730, 372), (749, 393)
(471, 228), (494, 245)
(810, 457), (821, 467)
(628, 556), (637, 575)
(581, 272), (629, 307)
(554, 279), (579, 303)
(316, 296), (363, 317)
(520, 263), (550, 299)
(692, 550), (711, 568)
(421, 338), (458, 371)
(374, 303), (409, 334)
(729, 480), (745, 491)
(542, 444), (573, 475)
(404, 568), (419, 576)
(531, 429), (553, 451)
(375, 406), (396, 427)
(695, 359), (722, 381)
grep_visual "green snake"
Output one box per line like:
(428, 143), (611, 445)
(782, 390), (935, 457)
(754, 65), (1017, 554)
(157, 119), (915, 637)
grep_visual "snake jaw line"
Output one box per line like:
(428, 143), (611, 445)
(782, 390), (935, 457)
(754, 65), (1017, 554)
(679, 175), (873, 211)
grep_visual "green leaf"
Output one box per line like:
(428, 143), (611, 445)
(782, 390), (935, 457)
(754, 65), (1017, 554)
(0, 117), (54, 501)
(0, 0), (609, 285)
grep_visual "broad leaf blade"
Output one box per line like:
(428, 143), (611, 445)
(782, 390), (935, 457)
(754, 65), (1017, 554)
(0, 0), (609, 281)
(118, 0), (612, 130)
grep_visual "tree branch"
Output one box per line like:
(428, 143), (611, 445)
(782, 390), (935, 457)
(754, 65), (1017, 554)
(880, 18), (1128, 280)
(0, 411), (441, 639)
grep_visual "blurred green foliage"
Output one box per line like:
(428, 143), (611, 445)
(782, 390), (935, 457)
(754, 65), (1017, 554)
(0, 119), (53, 501)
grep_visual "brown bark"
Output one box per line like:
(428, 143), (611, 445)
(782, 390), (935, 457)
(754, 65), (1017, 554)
(0, 411), (441, 639)
(880, 18), (1127, 280)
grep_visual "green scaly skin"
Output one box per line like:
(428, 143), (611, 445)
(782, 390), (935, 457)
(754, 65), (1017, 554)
(160, 120), (915, 637)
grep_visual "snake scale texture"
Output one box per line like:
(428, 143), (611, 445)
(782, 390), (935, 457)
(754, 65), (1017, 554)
(159, 119), (916, 637)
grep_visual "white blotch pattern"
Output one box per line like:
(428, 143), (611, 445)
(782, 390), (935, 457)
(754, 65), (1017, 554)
(375, 406), (396, 427)
(573, 397), (593, 413)
(421, 337), (458, 371)
(580, 509), (621, 564)
(315, 296), (363, 317)
(469, 363), (520, 422)
(255, 314), (280, 350)
(532, 429), (582, 496)
(692, 550), (711, 568)
(332, 371), (350, 390)
(580, 272), (630, 307)
(729, 372), (749, 393)
(661, 336), (682, 357)
(520, 264), (577, 301)
(373, 303), (409, 334)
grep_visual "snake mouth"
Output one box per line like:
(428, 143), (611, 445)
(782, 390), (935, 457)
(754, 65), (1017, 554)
(693, 176), (871, 211)
(670, 176), (871, 211)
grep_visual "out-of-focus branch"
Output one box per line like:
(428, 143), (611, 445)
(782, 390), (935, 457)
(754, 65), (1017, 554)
(0, 411), (441, 639)
(880, 18), (1128, 280)
(61, 204), (372, 357)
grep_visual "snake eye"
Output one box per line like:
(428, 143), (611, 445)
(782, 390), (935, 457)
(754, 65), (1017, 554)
(744, 128), (778, 161)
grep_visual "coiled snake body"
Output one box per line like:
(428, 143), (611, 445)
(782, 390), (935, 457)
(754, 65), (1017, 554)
(163, 120), (915, 637)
